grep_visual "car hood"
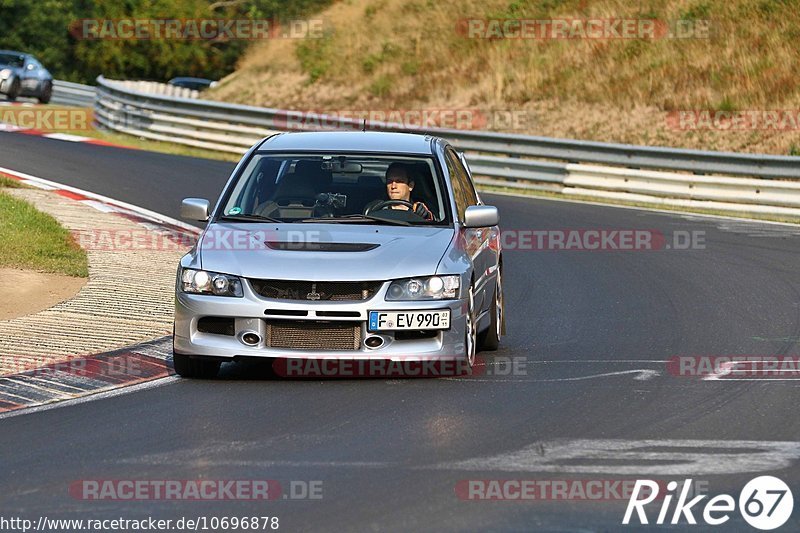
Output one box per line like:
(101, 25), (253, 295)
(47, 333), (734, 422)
(198, 222), (456, 281)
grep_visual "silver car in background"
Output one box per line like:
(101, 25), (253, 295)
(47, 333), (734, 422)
(174, 132), (503, 378)
(0, 50), (53, 103)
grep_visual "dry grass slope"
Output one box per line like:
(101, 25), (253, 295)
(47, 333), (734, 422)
(209, 0), (800, 154)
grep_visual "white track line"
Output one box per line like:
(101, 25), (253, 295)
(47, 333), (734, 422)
(0, 165), (200, 233)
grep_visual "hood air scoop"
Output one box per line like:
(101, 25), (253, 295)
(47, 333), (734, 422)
(264, 241), (380, 252)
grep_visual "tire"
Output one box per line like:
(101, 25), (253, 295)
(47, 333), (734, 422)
(38, 81), (52, 104)
(463, 285), (477, 371)
(5, 78), (20, 101)
(173, 353), (220, 379)
(478, 268), (504, 351)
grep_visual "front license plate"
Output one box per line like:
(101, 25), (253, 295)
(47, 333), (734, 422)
(369, 310), (450, 331)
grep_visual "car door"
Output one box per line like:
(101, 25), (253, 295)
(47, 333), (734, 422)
(459, 150), (501, 307)
(444, 146), (494, 312)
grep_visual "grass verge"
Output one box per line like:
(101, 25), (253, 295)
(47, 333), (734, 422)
(6, 102), (239, 162)
(0, 182), (89, 277)
(0, 176), (25, 188)
(57, 126), (241, 162)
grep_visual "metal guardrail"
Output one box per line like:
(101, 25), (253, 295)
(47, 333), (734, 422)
(441, 131), (800, 180)
(51, 80), (95, 107)
(52, 76), (800, 219)
(51, 79), (196, 107)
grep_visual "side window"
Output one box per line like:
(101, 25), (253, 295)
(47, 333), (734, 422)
(457, 152), (481, 205)
(445, 149), (467, 221)
(445, 148), (477, 222)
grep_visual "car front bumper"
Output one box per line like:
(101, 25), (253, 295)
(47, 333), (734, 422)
(174, 279), (469, 362)
(0, 77), (13, 94)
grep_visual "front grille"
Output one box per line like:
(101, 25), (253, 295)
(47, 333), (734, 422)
(250, 279), (382, 301)
(266, 320), (362, 350)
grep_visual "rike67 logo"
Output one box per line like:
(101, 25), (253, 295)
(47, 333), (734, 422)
(623, 476), (794, 530)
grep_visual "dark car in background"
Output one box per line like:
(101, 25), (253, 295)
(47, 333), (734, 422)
(167, 77), (217, 91)
(0, 50), (53, 103)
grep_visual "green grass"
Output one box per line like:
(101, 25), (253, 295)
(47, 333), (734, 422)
(0, 188), (88, 277)
(0, 176), (24, 188)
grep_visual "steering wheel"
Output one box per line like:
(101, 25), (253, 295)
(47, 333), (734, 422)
(364, 200), (414, 215)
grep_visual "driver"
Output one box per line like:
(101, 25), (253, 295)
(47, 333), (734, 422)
(365, 162), (433, 220)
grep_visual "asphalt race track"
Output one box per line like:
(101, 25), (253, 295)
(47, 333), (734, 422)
(1, 132), (799, 531)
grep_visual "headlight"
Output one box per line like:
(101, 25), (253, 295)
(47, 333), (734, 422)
(0, 69), (11, 78)
(180, 268), (243, 297)
(386, 275), (460, 300)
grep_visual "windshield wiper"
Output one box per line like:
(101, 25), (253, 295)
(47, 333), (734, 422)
(218, 213), (282, 223)
(299, 215), (411, 226)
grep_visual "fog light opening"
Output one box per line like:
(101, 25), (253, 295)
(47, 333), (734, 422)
(241, 332), (262, 346)
(365, 336), (384, 349)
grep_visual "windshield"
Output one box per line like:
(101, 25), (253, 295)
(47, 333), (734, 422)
(220, 153), (450, 225)
(0, 53), (24, 67)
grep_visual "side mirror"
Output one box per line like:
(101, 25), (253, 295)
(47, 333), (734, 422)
(463, 205), (499, 228)
(181, 198), (210, 221)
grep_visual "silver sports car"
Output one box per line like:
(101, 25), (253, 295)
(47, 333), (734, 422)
(174, 131), (503, 378)
(0, 50), (53, 103)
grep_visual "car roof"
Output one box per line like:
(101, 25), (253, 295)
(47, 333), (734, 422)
(0, 50), (28, 57)
(169, 77), (213, 83)
(258, 131), (443, 155)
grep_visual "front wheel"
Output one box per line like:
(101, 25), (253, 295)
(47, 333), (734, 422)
(478, 269), (503, 351)
(38, 81), (52, 104)
(463, 286), (477, 370)
(173, 353), (220, 379)
(4, 78), (20, 101)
